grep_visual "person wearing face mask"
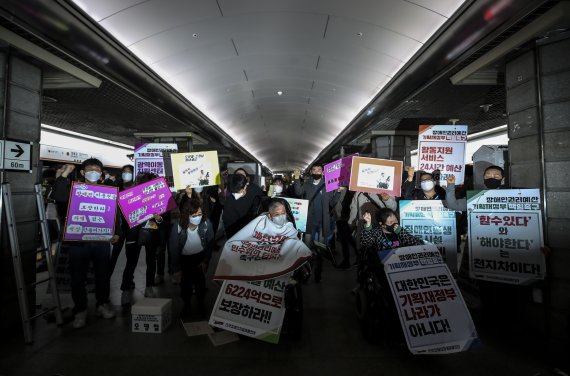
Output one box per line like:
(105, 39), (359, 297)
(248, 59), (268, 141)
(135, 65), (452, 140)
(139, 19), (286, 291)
(269, 177), (286, 198)
(169, 198), (214, 318)
(402, 167), (446, 200)
(360, 208), (424, 255)
(443, 165), (506, 211)
(109, 165), (135, 275)
(223, 173), (266, 238)
(293, 164), (341, 282)
(52, 158), (122, 329)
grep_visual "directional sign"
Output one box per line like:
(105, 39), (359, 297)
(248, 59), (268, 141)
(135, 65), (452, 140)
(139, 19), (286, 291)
(2, 139), (33, 173)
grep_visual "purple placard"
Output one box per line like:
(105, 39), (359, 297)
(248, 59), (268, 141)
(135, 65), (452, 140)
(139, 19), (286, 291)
(118, 177), (177, 228)
(324, 154), (358, 192)
(63, 182), (118, 242)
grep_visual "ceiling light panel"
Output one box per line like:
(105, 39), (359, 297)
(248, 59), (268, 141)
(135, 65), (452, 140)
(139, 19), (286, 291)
(73, 0), (467, 170)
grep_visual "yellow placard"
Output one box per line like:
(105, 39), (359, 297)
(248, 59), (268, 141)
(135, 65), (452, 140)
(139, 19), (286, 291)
(170, 151), (221, 190)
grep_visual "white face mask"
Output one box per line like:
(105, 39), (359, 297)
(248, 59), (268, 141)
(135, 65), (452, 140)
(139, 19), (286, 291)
(420, 180), (435, 192)
(274, 185), (283, 194)
(233, 192), (245, 199)
(189, 215), (202, 225)
(194, 186), (204, 193)
(122, 172), (133, 182)
(271, 214), (288, 227)
(85, 171), (101, 183)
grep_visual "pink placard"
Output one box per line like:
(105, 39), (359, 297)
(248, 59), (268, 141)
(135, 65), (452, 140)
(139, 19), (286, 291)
(324, 154), (357, 192)
(118, 177), (177, 228)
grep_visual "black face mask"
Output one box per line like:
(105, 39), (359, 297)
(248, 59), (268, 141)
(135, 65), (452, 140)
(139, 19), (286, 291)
(311, 173), (322, 180)
(384, 224), (395, 233)
(484, 178), (502, 189)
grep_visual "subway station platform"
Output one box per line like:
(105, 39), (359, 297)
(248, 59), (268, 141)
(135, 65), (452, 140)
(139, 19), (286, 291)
(0, 243), (564, 376)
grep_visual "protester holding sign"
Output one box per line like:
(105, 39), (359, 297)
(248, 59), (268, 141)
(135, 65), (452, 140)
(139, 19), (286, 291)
(52, 158), (121, 329)
(170, 198), (214, 318)
(349, 191), (397, 253)
(110, 164), (135, 275)
(402, 167), (446, 200)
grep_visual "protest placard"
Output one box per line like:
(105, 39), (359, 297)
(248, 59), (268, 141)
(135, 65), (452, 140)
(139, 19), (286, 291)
(117, 177), (177, 228)
(134, 143), (178, 189)
(400, 200), (458, 273)
(417, 125), (467, 186)
(170, 151), (221, 190)
(209, 276), (288, 344)
(383, 244), (478, 354)
(467, 189), (545, 285)
(63, 182), (118, 242)
(349, 157), (402, 197)
(282, 197), (309, 233)
(324, 154), (357, 192)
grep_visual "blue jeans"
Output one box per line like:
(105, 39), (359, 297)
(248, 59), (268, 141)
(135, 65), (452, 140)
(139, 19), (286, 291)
(68, 242), (111, 313)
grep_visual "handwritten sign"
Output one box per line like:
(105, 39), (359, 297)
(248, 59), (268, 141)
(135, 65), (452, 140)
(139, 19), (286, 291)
(118, 177), (177, 228)
(63, 182), (118, 241)
(417, 125), (467, 186)
(349, 157), (402, 197)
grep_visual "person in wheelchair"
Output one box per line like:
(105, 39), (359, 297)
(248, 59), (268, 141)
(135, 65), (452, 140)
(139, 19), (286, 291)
(356, 208), (424, 343)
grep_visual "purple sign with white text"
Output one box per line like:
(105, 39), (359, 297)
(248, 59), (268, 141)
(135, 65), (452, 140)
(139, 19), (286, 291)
(63, 182), (118, 242)
(324, 154), (358, 192)
(118, 177), (177, 228)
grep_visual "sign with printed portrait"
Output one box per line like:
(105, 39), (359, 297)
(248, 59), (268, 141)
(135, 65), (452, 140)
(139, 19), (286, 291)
(170, 150), (221, 190)
(349, 157), (402, 197)
(417, 125), (467, 186)
(383, 244), (478, 354)
(467, 189), (545, 285)
(63, 182), (118, 242)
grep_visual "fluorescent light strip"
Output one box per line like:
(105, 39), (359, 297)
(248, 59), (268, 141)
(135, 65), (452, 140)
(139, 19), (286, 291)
(41, 124), (134, 150)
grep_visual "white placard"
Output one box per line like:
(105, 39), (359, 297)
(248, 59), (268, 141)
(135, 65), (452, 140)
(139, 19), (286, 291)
(383, 244), (478, 354)
(282, 197), (309, 233)
(417, 125), (467, 186)
(399, 200), (458, 273)
(467, 189), (545, 285)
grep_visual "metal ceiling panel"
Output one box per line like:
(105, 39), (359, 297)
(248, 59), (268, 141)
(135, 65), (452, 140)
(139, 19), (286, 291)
(74, 0), (146, 22)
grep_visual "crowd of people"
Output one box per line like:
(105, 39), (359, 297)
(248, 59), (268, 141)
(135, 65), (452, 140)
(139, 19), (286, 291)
(42, 156), (512, 330)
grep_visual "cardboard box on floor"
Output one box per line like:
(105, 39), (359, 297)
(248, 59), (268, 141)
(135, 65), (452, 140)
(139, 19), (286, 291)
(132, 298), (172, 334)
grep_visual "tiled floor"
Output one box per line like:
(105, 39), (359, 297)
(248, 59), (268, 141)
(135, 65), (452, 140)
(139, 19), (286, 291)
(0, 243), (566, 376)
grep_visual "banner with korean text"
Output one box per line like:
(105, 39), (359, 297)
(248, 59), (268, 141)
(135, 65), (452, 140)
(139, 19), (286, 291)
(134, 143), (178, 189)
(170, 150), (221, 190)
(324, 154), (357, 192)
(383, 244), (478, 354)
(400, 200), (458, 274)
(117, 177), (177, 228)
(209, 276), (288, 344)
(467, 189), (545, 285)
(282, 197), (309, 233)
(417, 125), (467, 186)
(63, 182), (118, 241)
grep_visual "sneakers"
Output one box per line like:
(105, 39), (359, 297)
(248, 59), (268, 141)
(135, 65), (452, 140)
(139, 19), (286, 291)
(154, 274), (164, 285)
(72, 310), (87, 329)
(144, 287), (157, 298)
(121, 290), (133, 306)
(96, 303), (116, 319)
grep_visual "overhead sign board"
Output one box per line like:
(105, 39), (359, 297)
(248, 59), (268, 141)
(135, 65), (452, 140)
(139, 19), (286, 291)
(1, 139), (33, 173)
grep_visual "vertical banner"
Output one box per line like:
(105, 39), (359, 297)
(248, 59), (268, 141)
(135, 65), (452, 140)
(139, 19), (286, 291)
(417, 125), (467, 186)
(467, 189), (545, 285)
(349, 157), (403, 198)
(63, 182), (118, 241)
(282, 197), (309, 233)
(134, 143), (178, 189)
(383, 244), (478, 354)
(324, 154), (358, 192)
(399, 200), (458, 273)
(117, 177), (178, 228)
(170, 151), (221, 190)
(209, 276), (288, 344)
